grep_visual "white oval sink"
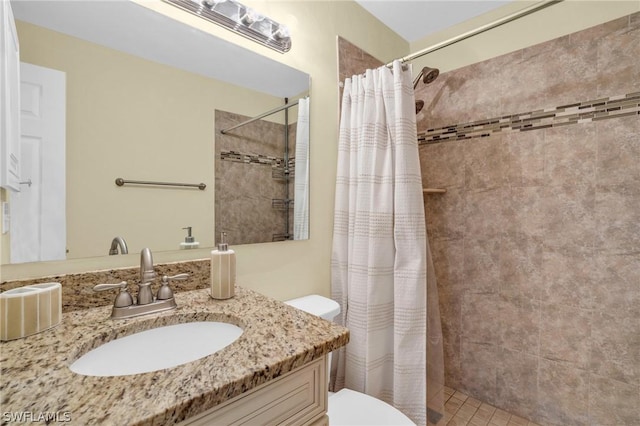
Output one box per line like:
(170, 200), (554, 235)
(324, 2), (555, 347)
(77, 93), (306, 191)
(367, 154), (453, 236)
(70, 322), (243, 377)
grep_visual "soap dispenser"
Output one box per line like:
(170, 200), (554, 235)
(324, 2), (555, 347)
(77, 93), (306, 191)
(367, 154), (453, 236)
(210, 232), (235, 299)
(180, 227), (200, 250)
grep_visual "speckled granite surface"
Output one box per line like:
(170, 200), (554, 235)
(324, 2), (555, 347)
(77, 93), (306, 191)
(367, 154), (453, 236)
(0, 259), (210, 312)
(0, 286), (349, 425)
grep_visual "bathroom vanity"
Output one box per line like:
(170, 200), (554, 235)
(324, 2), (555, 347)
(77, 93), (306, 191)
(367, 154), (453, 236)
(0, 286), (349, 425)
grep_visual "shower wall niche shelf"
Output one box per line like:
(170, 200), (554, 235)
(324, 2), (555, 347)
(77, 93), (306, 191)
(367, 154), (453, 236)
(423, 188), (446, 194)
(272, 199), (294, 209)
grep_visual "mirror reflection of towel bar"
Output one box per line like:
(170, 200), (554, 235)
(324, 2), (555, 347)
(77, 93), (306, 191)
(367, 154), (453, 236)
(115, 178), (206, 190)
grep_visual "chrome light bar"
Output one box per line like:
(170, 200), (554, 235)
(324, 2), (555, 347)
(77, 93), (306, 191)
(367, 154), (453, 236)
(163, 0), (292, 53)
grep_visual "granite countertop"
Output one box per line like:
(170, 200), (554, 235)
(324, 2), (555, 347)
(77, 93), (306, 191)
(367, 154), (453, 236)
(0, 286), (349, 425)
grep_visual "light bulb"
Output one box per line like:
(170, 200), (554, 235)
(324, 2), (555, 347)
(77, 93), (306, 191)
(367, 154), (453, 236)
(240, 7), (264, 25)
(201, 0), (226, 9)
(272, 25), (290, 40)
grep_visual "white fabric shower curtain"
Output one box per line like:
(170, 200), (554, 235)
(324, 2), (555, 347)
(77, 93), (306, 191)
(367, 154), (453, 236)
(331, 61), (427, 425)
(294, 97), (310, 240)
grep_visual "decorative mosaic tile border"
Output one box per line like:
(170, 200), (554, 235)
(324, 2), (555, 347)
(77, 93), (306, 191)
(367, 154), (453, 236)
(220, 150), (296, 177)
(418, 92), (640, 145)
(221, 150), (284, 166)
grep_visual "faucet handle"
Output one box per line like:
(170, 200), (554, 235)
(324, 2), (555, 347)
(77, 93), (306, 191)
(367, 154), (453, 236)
(157, 273), (189, 300)
(93, 281), (128, 292)
(163, 273), (189, 282)
(93, 281), (133, 308)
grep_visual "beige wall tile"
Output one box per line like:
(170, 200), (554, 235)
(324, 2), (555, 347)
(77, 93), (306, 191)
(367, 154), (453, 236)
(463, 237), (501, 295)
(590, 311), (640, 385)
(464, 188), (507, 239)
(499, 48), (546, 115)
(595, 187), (640, 254)
(499, 233), (543, 301)
(588, 374), (640, 426)
(496, 348), (538, 421)
(594, 254), (640, 317)
(544, 123), (596, 188)
(460, 341), (498, 405)
(596, 22), (640, 96)
(431, 237), (465, 291)
(542, 33), (599, 108)
(505, 131), (545, 188)
(425, 188), (465, 240)
(337, 36), (383, 80)
(503, 188), (545, 239)
(540, 304), (592, 369)
(419, 141), (466, 189)
(595, 115), (640, 191)
(499, 295), (540, 355)
(537, 359), (589, 425)
(464, 135), (508, 191)
(541, 250), (596, 309)
(462, 293), (501, 345)
(541, 185), (596, 254)
(444, 333), (463, 391)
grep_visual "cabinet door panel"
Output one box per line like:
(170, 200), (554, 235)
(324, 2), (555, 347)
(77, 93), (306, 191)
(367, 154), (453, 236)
(181, 356), (327, 426)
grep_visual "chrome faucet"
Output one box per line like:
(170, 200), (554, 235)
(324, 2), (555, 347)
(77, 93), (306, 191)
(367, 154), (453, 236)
(138, 248), (156, 305)
(93, 247), (189, 319)
(108, 236), (128, 255)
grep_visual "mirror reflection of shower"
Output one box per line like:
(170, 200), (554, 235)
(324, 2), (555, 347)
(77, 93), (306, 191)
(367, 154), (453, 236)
(414, 66), (440, 114)
(215, 97), (310, 245)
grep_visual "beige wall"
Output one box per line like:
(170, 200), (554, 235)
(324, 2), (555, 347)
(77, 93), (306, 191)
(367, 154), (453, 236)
(0, 1), (408, 303)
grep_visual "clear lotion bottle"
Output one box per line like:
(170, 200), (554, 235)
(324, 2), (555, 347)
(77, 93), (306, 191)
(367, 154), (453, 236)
(210, 232), (236, 299)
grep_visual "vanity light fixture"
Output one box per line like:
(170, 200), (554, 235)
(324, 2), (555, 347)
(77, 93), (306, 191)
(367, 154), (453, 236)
(163, 0), (292, 53)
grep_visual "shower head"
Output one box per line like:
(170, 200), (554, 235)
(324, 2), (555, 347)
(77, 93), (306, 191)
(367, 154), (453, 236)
(412, 66), (440, 89)
(415, 100), (425, 114)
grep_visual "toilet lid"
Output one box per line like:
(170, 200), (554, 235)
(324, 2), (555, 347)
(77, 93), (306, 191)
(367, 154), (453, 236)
(328, 389), (416, 426)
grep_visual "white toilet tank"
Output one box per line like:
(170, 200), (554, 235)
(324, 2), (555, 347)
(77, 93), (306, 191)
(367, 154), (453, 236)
(285, 295), (340, 320)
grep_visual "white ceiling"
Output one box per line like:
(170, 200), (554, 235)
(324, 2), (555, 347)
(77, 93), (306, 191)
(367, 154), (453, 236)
(355, 0), (512, 42)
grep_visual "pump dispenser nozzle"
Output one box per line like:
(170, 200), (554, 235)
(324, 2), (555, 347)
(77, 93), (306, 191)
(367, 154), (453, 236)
(183, 227), (195, 243)
(218, 232), (228, 251)
(179, 227), (199, 249)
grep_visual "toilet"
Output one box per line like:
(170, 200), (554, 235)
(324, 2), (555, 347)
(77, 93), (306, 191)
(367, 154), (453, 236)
(285, 295), (416, 426)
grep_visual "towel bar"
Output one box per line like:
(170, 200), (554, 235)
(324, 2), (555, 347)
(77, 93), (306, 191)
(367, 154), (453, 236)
(115, 178), (206, 190)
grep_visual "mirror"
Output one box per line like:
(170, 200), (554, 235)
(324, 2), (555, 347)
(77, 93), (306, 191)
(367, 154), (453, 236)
(4, 0), (310, 265)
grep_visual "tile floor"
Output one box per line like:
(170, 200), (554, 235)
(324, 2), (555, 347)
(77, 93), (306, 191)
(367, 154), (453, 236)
(443, 387), (541, 426)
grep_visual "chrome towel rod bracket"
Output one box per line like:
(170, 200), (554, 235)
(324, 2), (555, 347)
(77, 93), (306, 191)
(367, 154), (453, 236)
(115, 178), (206, 190)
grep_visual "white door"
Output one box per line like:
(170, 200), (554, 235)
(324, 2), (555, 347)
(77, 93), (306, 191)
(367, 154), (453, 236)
(10, 62), (65, 263)
(0, 0), (21, 192)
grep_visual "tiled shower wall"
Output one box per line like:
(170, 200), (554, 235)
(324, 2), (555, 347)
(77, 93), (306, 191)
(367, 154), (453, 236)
(215, 110), (296, 245)
(416, 13), (639, 426)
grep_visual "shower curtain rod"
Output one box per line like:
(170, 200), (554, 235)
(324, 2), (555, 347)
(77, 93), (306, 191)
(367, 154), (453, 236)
(386, 0), (563, 68)
(220, 99), (300, 134)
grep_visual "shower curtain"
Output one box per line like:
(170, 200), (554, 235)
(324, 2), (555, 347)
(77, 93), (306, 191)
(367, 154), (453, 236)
(293, 97), (310, 240)
(331, 61), (427, 425)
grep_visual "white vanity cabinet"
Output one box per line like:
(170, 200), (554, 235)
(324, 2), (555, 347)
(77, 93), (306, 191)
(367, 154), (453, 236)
(180, 356), (328, 426)
(0, 0), (21, 192)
